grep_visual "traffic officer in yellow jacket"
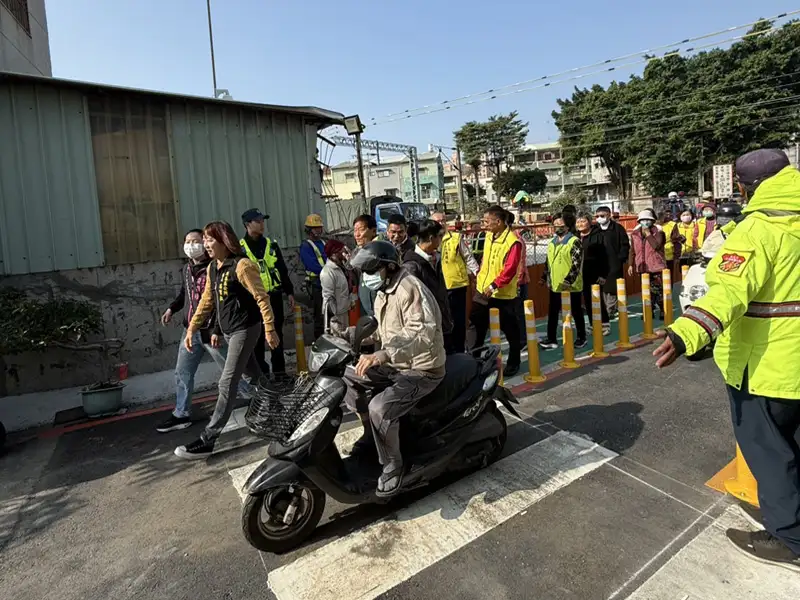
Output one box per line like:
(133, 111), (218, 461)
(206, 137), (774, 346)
(470, 205), (524, 376)
(432, 212), (479, 353)
(241, 208), (294, 378)
(653, 149), (800, 572)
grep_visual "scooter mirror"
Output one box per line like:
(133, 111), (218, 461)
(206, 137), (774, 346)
(353, 316), (378, 354)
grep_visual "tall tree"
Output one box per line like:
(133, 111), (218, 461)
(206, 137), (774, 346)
(492, 168), (548, 198)
(454, 111), (529, 180)
(454, 121), (488, 200)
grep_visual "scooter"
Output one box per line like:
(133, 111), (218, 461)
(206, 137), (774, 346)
(240, 317), (519, 553)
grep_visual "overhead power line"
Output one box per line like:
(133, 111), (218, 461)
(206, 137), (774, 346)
(368, 12), (800, 126)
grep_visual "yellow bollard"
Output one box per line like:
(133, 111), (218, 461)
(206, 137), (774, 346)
(724, 444), (760, 507)
(641, 273), (657, 340)
(489, 307), (503, 386)
(294, 305), (307, 373)
(561, 291), (571, 322)
(523, 300), (546, 383)
(590, 284), (609, 358)
(616, 278), (634, 349)
(662, 268), (674, 326)
(681, 264), (689, 282)
(560, 313), (580, 369)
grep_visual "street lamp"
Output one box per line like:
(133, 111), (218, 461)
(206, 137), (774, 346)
(343, 115), (367, 209)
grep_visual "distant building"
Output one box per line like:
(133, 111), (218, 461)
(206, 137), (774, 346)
(0, 0), (51, 76)
(325, 151), (444, 205)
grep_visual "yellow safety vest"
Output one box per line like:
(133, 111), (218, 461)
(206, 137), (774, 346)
(670, 165), (800, 400)
(663, 221), (677, 261)
(696, 218), (710, 245)
(546, 234), (583, 293)
(476, 228), (520, 300)
(304, 240), (325, 280)
(677, 222), (695, 256)
(440, 231), (469, 290)
(240, 237), (280, 292)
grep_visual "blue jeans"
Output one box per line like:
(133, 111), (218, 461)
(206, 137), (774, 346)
(174, 329), (251, 418)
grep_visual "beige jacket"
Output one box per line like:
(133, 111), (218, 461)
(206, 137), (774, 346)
(320, 259), (351, 334)
(373, 270), (446, 374)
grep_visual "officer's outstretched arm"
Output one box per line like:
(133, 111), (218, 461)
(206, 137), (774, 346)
(669, 224), (773, 356)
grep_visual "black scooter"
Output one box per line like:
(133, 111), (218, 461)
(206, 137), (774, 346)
(240, 317), (519, 553)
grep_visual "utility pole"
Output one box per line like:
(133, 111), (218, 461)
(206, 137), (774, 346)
(455, 147), (466, 217)
(206, 0), (218, 95)
(355, 132), (368, 212)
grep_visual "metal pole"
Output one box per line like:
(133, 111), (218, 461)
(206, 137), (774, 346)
(206, 0), (217, 95)
(355, 132), (367, 212)
(455, 146), (466, 217)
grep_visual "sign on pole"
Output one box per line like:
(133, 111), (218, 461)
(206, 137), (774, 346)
(712, 164), (734, 200)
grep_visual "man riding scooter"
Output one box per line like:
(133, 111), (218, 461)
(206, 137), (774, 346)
(346, 240), (446, 497)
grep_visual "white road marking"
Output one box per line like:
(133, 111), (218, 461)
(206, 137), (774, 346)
(266, 431), (616, 600)
(624, 505), (800, 599)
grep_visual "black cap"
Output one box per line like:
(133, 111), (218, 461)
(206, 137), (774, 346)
(241, 208), (269, 223)
(735, 149), (790, 187)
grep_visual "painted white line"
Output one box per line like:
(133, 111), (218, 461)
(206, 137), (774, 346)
(267, 431), (616, 600)
(228, 426), (363, 500)
(624, 505), (800, 599)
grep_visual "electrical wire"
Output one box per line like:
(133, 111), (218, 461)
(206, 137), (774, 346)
(369, 16), (800, 126)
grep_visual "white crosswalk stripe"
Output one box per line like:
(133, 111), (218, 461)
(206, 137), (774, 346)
(227, 430), (616, 600)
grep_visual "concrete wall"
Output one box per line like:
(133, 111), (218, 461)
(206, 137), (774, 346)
(0, 244), (320, 397)
(0, 0), (51, 76)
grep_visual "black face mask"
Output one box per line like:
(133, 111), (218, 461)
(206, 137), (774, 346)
(555, 227), (567, 236)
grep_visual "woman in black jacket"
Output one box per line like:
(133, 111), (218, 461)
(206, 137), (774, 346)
(576, 214), (610, 334)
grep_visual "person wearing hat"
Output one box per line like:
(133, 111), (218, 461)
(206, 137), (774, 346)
(654, 148), (800, 571)
(300, 214), (327, 340)
(319, 239), (353, 335)
(628, 208), (667, 319)
(694, 191), (717, 247)
(240, 208), (294, 378)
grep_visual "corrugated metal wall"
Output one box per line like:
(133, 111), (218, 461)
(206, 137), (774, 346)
(0, 82), (104, 275)
(168, 102), (323, 248)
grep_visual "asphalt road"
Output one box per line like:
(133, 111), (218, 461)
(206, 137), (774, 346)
(1, 345), (796, 600)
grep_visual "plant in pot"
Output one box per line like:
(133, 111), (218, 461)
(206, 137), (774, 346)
(0, 289), (124, 418)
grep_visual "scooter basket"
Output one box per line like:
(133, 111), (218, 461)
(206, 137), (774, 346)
(244, 375), (332, 443)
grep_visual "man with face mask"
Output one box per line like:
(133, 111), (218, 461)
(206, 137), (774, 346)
(694, 192), (717, 247)
(240, 209), (294, 379)
(345, 240), (446, 497)
(654, 148), (800, 572)
(594, 205), (630, 319)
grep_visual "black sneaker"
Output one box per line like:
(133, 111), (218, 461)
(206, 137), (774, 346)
(539, 340), (558, 350)
(736, 501), (764, 530)
(575, 338), (588, 349)
(726, 529), (800, 573)
(174, 437), (215, 460)
(156, 415), (192, 433)
(504, 363), (520, 377)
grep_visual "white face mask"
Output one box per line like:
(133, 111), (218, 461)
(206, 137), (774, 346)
(183, 242), (206, 260)
(681, 215), (693, 224)
(596, 216), (608, 225)
(362, 272), (385, 291)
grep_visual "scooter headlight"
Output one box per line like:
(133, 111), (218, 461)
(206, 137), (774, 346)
(483, 370), (499, 392)
(288, 407), (330, 443)
(688, 285), (709, 301)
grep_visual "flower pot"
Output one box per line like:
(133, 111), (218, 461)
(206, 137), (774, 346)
(81, 383), (125, 417)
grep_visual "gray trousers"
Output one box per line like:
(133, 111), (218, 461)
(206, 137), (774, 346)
(343, 365), (443, 470)
(202, 323), (264, 442)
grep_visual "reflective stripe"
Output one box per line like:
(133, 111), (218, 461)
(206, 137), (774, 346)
(745, 301), (800, 318)
(683, 306), (723, 339)
(305, 240), (325, 279)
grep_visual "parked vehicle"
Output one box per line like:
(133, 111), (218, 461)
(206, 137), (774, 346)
(240, 317), (518, 553)
(370, 195), (430, 233)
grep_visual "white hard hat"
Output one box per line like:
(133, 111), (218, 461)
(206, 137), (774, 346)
(702, 191), (714, 200)
(668, 191), (678, 199)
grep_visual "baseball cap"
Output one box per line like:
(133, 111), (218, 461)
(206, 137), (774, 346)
(735, 149), (790, 187)
(242, 208), (269, 223)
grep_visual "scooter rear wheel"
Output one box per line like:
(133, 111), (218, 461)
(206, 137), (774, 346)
(242, 483), (326, 554)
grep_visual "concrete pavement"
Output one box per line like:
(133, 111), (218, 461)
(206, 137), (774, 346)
(1, 344), (797, 600)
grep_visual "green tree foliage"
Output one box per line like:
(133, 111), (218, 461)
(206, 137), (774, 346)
(492, 168), (548, 199)
(454, 112), (529, 176)
(553, 21), (800, 196)
(549, 188), (589, 215)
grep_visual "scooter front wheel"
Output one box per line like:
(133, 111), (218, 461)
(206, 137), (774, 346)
(242, 482), (326, 553)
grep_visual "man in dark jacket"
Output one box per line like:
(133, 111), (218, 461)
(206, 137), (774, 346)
(240, 208), (294, 378)
(594, 205), (629, 319)
(387, 213), (416, 255)
(576, 214), (610, 333)
(402, 219), (455, 353)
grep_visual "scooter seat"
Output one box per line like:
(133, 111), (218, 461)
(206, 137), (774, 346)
(411, 353), (478, 417)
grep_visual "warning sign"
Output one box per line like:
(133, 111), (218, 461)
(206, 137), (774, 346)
(712, 164), (734, 200)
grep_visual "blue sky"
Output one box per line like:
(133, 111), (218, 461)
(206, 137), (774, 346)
(47, 0), (799, 163)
